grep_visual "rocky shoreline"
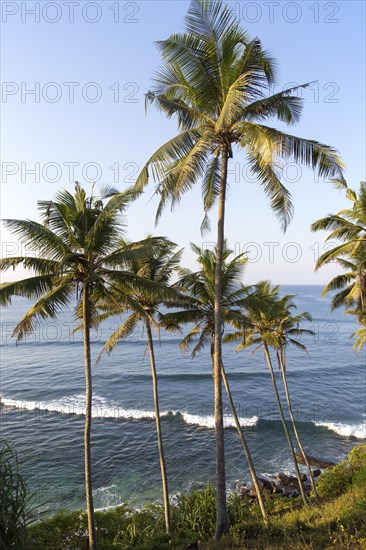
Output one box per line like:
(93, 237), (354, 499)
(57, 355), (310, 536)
(236, 454), (336, 500)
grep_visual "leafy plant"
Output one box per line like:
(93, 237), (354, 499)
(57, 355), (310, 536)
(172, 484), (217, 541)
(312, 182), (366, 349)
(316, 461), (353, 500)
(348, 443), (366, 470)
(0, 441), (34, 550)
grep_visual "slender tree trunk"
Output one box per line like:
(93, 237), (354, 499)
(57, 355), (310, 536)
(278, 351), (319, 500)
(220, 361), (268, 523)
(146, 319), (171, 534)
(359, 269), (365, 315)
(263, 344), (308, 505)
(83, 284), (97, 550)
(213, 145), (230, 538)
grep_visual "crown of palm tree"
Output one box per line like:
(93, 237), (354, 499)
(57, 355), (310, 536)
(135, 0), (345, 232)
(0, 183), (161, 340)
(95, 238), (185, 360)
(311, 181), (366, 331)
(160, 241), (248, 356)
(225, 282), (313, 357)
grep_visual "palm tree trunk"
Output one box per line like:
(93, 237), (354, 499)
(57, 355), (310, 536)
(82, 284), (97, 550)
(146, 319), (171, 534)
(220, 362), (268, 523)
(278, 351), (319, 500)
(213, 145), (230, 538)
(263, 344), (308, 505)
(359, 269), (365, 315)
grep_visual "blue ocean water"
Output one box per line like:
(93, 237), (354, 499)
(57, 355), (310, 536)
(0, 286), (365, 513)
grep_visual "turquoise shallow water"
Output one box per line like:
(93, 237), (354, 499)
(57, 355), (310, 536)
(0, 285), (365, 512)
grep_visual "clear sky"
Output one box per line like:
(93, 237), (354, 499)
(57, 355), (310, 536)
(1, 0), (365, 284)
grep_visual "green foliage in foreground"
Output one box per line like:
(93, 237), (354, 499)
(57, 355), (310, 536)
(0, 441), (34, 550)
(316, 461), (354, 500)
(26, 444), (366, 549)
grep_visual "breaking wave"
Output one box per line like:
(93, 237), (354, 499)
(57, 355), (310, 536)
(314, 421), (366, 439)
(1, 394), (258, 430)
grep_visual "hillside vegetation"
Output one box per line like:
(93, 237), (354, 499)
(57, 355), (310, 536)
(25, 444), (366, 549)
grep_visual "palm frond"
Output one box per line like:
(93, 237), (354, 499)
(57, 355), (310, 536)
(0, 257), (60, 275)
(244, 124), (345, 182)
(200, 155), (221, 234)
(134, 129), (203, 193)
(247, 151), (294, 231)
(352, 326), (366, 352)
(241, 83), (313, 125)
(97, 313), (140, 363)
(2, 219), (71, 260)
(0, 275), (55, 306)
(11, 277), (75, 341)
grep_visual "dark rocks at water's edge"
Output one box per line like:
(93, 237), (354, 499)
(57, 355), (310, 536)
(236, 459), (333, 500)
(237, 473), (310, 501)
(295, 452), (335, 469)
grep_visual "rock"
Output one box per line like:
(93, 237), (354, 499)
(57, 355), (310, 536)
(276, 472), (287, 484)
(270, 480), (282, 494)
(239, 484), (256, 502)
(249, 477), (273, 499)
(239, 465), (324, 502)
(282, 480), (300, 495)
(240, 486), (250, 496)
(277, 472), (297, 486)
(295, 452), (335, 469)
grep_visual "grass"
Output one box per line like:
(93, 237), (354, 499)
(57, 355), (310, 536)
(21, 443), (366, 549)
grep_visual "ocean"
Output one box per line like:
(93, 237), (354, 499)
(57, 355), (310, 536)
(0, 285), (365, 514)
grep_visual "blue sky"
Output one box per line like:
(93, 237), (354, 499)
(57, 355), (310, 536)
(1, 0), (365, 283)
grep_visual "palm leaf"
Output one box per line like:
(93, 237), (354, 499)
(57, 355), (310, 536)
(97, 313), (140, 363)
(11, 277), (75, 341)
(2, 219), (70, 260)
(0, 275), (55, 306)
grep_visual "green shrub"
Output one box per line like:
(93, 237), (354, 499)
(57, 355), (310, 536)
(112, 505), (167, 550)
(348, 444), (366, 470)
(352, 467), (366, 488)
(331, 499), (366, 548)
(316, 461), (353, 500)
(227, 492), (253, 525)
(0, 441), (34, 550)
(172, 483), (216, 541)
(230, 519), (264, 542)
(26, 510), (89, 549)
(27, 505), (170, 550)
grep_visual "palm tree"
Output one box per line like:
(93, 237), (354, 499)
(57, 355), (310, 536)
(0, 183), (156, 550)
(270, 294), (319, 499)
(134, 0), (344, 535)
(228, 282), (309, 504)
(311, 181), (366, 349)
(161, 242), (268, 522)
(96, 238), (183, 535)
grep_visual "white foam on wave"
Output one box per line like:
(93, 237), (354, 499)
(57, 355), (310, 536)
(314, 421), (366, 439)
(1, 394), (157, 420)
(0, 394), (258, 430)
(181, 412), (258, 429)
